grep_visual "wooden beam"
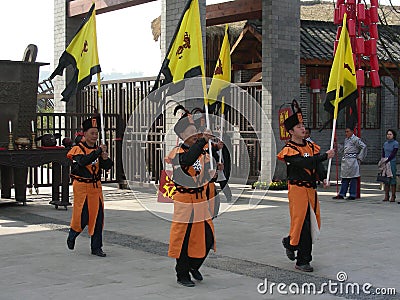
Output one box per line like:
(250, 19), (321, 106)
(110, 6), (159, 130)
(230, 27), (249, 55)
(206, 0), (262, 26)
(249, 72), (262, 82)
(232, 62), (262, 71)
(300, 58), (332, 66)
(68, 0), (157, 17)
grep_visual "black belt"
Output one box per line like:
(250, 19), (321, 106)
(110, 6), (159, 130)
(174, 185), (204, 194)
(289, 180), (316, 189)
(70, 174), (101, 183)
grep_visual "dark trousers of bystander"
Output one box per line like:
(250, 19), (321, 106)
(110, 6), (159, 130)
(218, 180), (232, 202)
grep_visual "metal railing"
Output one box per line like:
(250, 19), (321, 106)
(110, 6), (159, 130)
(42, 77), (262, 184)
(32, 112), (122, 188)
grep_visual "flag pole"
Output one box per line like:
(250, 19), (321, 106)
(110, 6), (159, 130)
(97, 73), (106, 145)
(326, 14), (347, 184)
(326, 118), (337, 183)
(216, 109), (226, 181)
(204, 100), (214, 170)
(219, 111), (224, 163)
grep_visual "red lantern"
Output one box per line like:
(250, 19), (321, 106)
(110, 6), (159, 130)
(334, 40), (339, 55)
(310, 79), (322, 93)
(370, 6), (379, 23)
(336, 0), (345, 6)
(357, 4), (365, 21)
(370, 0), (379, 7)
(334, 8), (341, 25)
(369, 38), (377, 55)
(370, 24), (378, 39)
(348, 19), (356, 36)
(370, 70), (380, 87)
(356, 37), (364, 54)
(370, 54), (379, 71)
(336, 26), (342, 40)
(356, 69), (365, 87)
(364, 9), (370, 26)
(339, 4), (346, 20)
(347, 0), (355, 5)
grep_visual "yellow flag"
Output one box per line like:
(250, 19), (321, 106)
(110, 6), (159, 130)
(151, 0), (204, 98)
(324, 13), (358, 120)
(207, 25), (231, 114)
(50, 3), (101, 102)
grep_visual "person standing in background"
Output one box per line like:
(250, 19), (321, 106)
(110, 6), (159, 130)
(305, 127), (313, 143)
(333, 127), (367, 200)
(382, 129), (399, 202)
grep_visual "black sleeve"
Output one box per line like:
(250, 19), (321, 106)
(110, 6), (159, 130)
(284, 153), (328, 170)
(99, 158), (113, 170)
(179, 138), (207, 166)
(73, 148), (102, 166)
(211, 144), (220, 162)
(316, 158), (328, 180)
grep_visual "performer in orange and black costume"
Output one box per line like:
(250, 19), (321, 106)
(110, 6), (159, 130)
(277, 101), (334, 272)
(66, 116), (113, 257)
(165, 105), (218, 287)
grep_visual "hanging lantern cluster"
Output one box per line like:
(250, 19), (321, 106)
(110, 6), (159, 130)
(333, 0), (381, 87)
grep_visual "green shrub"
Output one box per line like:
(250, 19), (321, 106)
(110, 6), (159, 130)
(252, 180), (288, 190)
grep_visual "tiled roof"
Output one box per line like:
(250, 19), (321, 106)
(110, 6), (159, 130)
(248, 19), (400, 63)
(300, 2), (400, 25)
(300, 20), (400, 63)
(301, 21), (335, 61)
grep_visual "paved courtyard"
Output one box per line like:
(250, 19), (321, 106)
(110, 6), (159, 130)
(0, 171), (399, 299)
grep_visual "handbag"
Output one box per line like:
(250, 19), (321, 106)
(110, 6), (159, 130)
(376, 173), (391, 184)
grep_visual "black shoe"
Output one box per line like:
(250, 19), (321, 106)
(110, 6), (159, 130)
(282, 237), (296, 261)
(285, 249), (296, 261)
(177, 278), (195, 287)
(346, 196), (356, 200)
(295, 263), (314, 272)
(332, 195), (344, 199)
(66, 237), (75, 250)
(91, 248), (106, 257)
(190, 268), (203, 281)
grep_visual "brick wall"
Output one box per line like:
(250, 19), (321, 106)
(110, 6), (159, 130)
(261, 0), (301, 181)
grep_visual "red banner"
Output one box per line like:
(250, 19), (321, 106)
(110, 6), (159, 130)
(157, 170), (175, 203)
(279, 108), (291, 140)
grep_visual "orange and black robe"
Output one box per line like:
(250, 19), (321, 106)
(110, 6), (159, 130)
(277, 140), (328, 247)
(165, 138), (217, 259)
(67, 142), (113, 235)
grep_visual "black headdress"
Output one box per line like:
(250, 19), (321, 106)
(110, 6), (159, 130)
(191, 107), (206, 130)
(283, 99), (304, 131)
(82, 116), (101, 132)
(173, 105), (195, 137)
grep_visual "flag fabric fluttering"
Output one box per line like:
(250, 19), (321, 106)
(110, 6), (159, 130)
(50, 3), (101, 102)
(149, 0), (205, 100)
(207, 24), (231, 115)
(323, 13), (358, 123)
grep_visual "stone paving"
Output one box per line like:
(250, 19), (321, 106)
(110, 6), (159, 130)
(0, 171), (399, 299)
